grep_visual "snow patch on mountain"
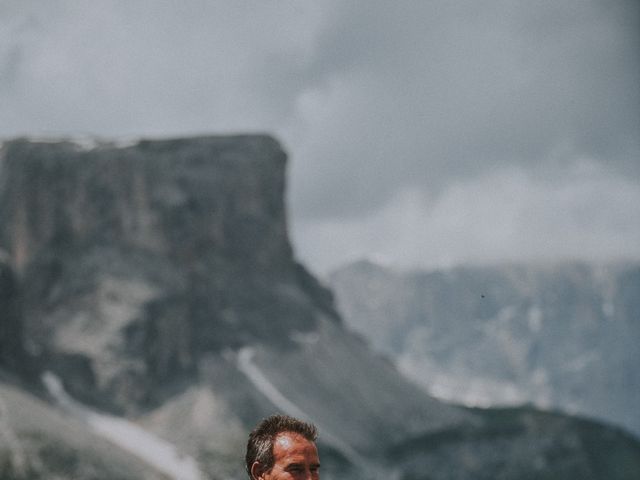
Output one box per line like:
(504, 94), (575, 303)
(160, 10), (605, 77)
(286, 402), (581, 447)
(0, 393), (29, 475)
(42, 372), (205, 480)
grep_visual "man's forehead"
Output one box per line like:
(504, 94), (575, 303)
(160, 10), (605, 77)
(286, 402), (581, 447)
(271, 431), (320, 471)
(273, 431), (319, 460)
(274, 431), (312, 448)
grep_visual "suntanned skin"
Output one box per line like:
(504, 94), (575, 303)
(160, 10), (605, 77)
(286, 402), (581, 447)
(251, 432), (320, 480)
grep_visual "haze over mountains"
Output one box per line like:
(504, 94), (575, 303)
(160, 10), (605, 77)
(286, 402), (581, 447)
(330, 260), (640, 438)
(0, 136), (639, 479)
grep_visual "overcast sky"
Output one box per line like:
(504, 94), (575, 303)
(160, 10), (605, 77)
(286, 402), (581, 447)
(1, 1), (639, 275)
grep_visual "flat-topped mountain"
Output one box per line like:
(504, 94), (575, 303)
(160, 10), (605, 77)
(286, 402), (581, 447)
(0, 136), (337, 412)
(0, 136), (639, 479)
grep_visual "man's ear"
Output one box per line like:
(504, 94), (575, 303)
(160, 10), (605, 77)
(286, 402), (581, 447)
(251, 461), (266, 480)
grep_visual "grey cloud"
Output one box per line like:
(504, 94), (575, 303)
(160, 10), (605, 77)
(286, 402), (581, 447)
(284, 0), (639, 220)
(294, 163), (640, 275)
(0, 45), (23, 91)
(0, 1), (323, 135)
(0, 1), (638, 272)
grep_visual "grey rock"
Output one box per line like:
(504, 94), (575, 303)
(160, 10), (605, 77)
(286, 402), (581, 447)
(0, 136), (638, 479)
(0, 375), (169, 479)
(330, 260), (640, 438)
(0, 257), (24, 372)
(0, 136), (338, 413)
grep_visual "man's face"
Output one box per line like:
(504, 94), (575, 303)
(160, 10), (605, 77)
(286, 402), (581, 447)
(252, 432), (320, 480)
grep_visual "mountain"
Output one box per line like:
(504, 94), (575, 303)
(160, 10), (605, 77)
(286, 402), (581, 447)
(0, 376), (173, 480)
(0, 135), (331, 412)
(0, 257), (24, 371)
(1, 255), (170, 479)
(330, 260), (640, 438)
(0, 136), (639, 479)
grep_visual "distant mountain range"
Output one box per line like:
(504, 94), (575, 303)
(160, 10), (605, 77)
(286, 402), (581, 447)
(0, 136), (639, 479)
(330, 259), (640, 438)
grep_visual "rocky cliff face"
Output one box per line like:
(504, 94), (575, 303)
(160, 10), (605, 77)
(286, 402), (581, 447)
(0, 257), (24, 372)
(2, 244), (164, 479)
(0, 136), (336, 412)
(330, 260), (640, 438)
(0, 136), (639, 480)
(0, 136), (290, 273)
(0, 376), (170, 480)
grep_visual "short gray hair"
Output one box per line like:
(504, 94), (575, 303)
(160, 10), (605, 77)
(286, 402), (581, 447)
(245, 414), (318, 478)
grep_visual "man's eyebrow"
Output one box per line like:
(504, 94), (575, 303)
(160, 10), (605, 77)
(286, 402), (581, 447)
(284, 462), (321, 469)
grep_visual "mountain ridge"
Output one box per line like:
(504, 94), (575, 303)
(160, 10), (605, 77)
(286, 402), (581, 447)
(330, 259), (640, 439)
(0, 135), (639, 479)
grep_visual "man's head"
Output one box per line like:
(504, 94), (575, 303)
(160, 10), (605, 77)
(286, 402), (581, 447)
(246, 414), (320, 479)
